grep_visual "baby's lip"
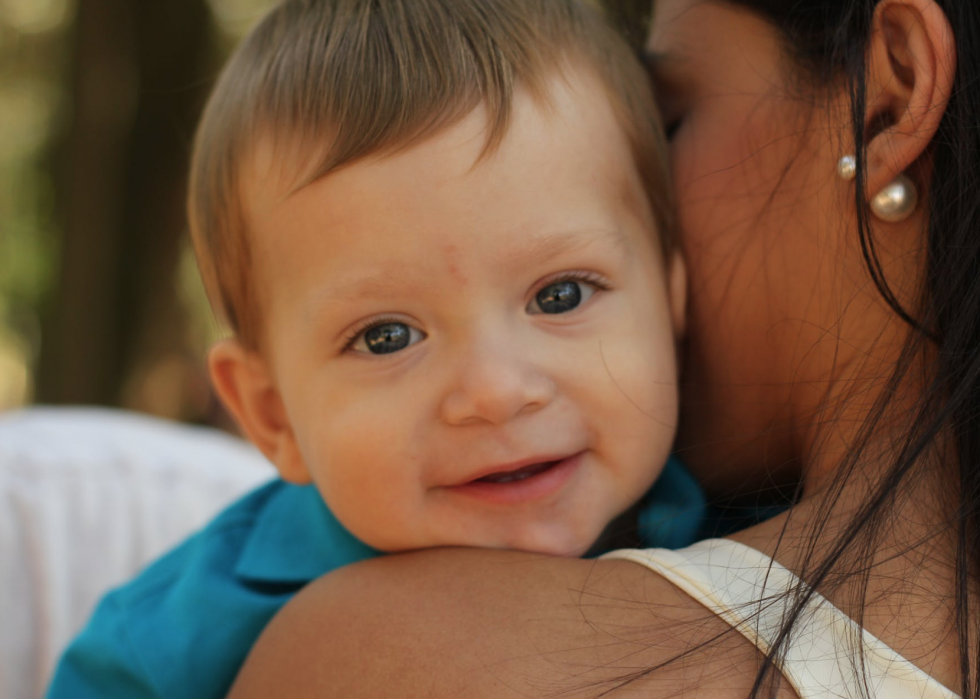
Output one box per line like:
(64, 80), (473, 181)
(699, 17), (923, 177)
(453, 452), (581, 486)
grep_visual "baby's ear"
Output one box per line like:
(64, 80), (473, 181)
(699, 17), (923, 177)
(208, 339), (312, 485)
(666, 249), (687, 338)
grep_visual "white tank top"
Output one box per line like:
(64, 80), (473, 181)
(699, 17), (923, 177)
(603, 539), (959, 699)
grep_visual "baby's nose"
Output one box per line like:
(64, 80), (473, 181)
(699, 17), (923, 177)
(439, 347), (555, 426)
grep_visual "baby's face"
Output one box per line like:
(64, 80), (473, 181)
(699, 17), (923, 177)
(243, 69), (683, 556)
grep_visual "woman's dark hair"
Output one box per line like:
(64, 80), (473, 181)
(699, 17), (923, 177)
(601, 0), (980, 697)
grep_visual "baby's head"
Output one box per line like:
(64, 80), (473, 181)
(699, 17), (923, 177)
(190, 0), (685, 556)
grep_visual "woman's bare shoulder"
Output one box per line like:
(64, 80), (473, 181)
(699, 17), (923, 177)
(228, 547), (797, 698)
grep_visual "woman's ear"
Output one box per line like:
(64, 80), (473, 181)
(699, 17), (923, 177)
(862, 0), (956, 196)
(667, 249), (687, 339)
(208, 339), (312, 484)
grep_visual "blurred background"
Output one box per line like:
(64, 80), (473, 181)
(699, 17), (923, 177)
(0, 0), (281, 424)
(0, 0), (648, 426)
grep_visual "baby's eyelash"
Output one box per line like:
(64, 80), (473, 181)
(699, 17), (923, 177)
(537, 270), (612, 293)
(341, 315), (404, 352)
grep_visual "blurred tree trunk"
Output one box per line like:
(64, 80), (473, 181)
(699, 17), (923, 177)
(37, 0), (213, 408)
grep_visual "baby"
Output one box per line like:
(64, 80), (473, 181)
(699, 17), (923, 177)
(46, 0), (701, 697)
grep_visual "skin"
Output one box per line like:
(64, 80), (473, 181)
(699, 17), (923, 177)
(228, 1), (965, 696)
(210, 66), (686, 557)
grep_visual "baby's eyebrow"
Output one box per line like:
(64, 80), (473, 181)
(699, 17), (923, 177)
(301, 272), (417, 325)
(503, 227), (629, 268)
(311, 273), (411, 306)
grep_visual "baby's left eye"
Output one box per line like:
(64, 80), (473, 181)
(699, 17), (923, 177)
(528, 279), (597, 315)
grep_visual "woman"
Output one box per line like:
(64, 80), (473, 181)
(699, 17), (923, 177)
(227, 0), (978, 696)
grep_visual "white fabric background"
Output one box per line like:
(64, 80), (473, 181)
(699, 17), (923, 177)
(0, 407), (274, 699)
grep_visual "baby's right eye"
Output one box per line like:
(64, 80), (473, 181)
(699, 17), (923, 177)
(348, 321), (425, 355)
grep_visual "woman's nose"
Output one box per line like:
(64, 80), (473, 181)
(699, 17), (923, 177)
(439, 346), (556, 427)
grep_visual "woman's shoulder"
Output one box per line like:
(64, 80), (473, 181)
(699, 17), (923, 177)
(228, 546), (799, 698)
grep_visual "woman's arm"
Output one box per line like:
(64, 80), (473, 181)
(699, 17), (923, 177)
(228, 547), (791, 698)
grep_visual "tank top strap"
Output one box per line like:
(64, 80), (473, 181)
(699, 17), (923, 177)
(603, 539), (959, 699)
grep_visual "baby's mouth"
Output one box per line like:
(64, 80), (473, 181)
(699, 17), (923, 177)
(449, 451), (584, 504)
(475, 460), (558, 484)
(449, 451), (585, 506)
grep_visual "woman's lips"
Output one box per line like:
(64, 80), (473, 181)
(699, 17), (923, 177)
(447, 451), (584, 505)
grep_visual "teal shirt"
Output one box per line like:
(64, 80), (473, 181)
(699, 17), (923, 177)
(46, 457), (704, 699)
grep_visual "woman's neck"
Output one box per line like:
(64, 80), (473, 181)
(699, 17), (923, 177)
(726, 328), (975, 688)
(734, 415), (964, 691)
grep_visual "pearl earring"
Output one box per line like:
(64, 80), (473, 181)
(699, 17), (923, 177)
(838, 155), (857, 181)
(869, 173), (917, 223)
(837, 154), (917, 223)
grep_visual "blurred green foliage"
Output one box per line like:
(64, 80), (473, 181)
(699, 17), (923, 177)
(0, 0), (70, 408)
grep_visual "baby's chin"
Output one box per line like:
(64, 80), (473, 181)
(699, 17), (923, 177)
(495, 528), (599, 557)
(371, 525), (602, 558)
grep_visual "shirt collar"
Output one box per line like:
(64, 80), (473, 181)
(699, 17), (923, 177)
(635, 456), (707, 549)
(235, 482), (378, 584)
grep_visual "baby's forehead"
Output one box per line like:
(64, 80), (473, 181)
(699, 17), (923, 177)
(241, 64), (640, 214)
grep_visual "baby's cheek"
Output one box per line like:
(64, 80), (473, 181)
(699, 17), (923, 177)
(318, 465), (419, 552)
(594, 352), (678, 498)
(307, 410), (421, 548)
(598, 346), (677, 428)
(313, 396), (410, 474)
